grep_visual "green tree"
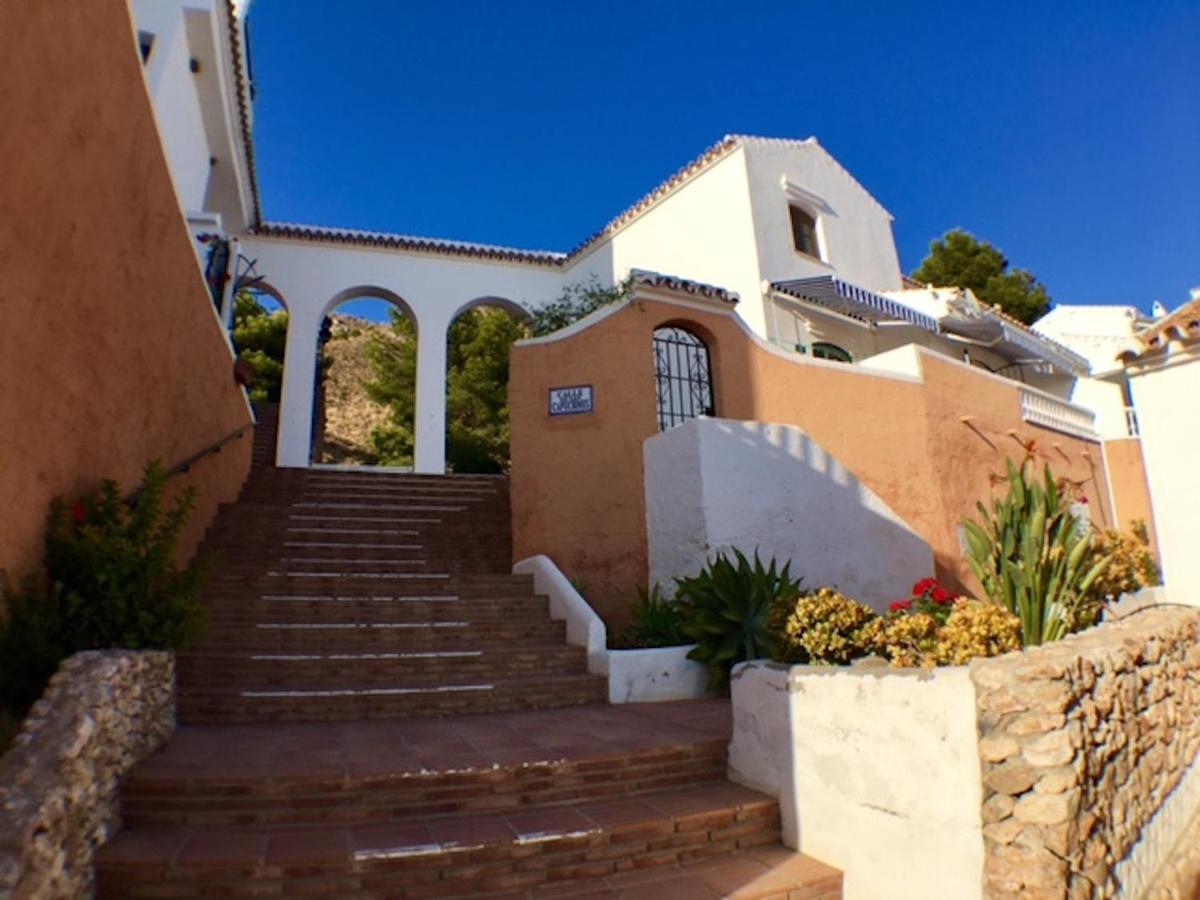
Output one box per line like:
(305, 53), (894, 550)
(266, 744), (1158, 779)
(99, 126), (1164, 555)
(364, 311), (417, 467)
(910, 229), (1051, 324)
(232, 292), (289, 402)
(527, 275), (634, 336)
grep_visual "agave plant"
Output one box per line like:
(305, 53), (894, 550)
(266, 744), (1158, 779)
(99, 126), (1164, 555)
(674, 549), (803, 689)
(962, 459), (1109, 646)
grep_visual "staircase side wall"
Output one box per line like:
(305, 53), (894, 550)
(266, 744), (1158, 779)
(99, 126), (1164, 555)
(0, 0), (253, 590)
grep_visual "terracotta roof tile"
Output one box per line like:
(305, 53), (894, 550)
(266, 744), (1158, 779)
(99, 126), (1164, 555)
(225, 0), (261, 226)
(1122, 296), (1200, 359)
(631, 269), (739, 304)
(251, 222), (567, 266)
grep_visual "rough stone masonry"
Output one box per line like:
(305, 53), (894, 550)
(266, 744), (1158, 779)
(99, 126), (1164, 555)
(0, 651), (175, 898)
(971, 607), (1200, 899)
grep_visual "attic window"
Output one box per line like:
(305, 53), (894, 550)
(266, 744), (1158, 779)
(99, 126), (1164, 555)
(789, 205), (821, 260)
(138, 31), (155, 64)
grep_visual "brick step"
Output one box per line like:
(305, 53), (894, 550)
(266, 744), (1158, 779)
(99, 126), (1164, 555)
(96, 782), (796, 898)
(196, 594), (549, 620)
(207, 533), (511, 550)
(176, 672), (609, 723)
(121, 740), (727, 829)
(204, 574), (533, 593)
(211, 558), (513, 578)
(176, 645), (590, 687)
(187, 622), (570, 653)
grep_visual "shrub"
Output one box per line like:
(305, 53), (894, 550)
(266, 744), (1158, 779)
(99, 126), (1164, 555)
(1088, 520), (1161, 601)
(0, 461), (209, 720)
(675, 550), (802, 690)
(934, 599), (1022, 665)
(862, 611), (941, 667)
(617, 584), (686, 649)
(962, 459), (1109, 646)
(774, 588), (877, 665)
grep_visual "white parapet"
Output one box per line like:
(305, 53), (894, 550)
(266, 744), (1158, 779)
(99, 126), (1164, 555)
(729, 660), (985, 900)
(644, 418), (934, 612)
(513, 555), (709, 703)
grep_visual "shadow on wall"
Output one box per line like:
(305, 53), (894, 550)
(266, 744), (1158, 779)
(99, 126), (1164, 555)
(644, 418), (935, 610)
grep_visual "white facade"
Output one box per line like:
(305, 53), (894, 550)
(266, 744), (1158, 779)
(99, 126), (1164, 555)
(131, 0), (1099, 472)
(1124, 330), (1200, 603)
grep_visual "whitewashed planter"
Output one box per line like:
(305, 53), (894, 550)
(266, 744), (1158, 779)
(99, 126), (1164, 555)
(728, 660), (985, 900)
(513, 555), (709, 704)
(602, 644), (709, 704)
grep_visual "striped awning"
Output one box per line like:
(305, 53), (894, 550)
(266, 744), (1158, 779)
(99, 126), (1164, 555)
(940, 315), (1090, 375)
(773, 277), (939, 332)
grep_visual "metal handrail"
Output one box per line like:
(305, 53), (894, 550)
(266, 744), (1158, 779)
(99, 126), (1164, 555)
(124, 422), (255, 504)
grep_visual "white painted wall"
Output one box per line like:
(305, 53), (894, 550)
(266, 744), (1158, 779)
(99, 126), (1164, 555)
(1128, 347), (1200, 603)
(644, 418), (933, 611)
(729, 661), (985, 900)
(135, 2), (212, 215)
(1069, 375), (1130, 439)
(744, 138), (903, 341)
(580, 147), (768, 335)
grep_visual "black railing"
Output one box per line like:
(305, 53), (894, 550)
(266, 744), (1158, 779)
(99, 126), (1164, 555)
(124, 422), (254, 505)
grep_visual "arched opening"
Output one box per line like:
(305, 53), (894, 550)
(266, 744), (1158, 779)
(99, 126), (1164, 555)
(310, 288), (418, 468)
(653, 325), (714, 431)
(443, 297), (532, 473)
(232, 283), (289, 408)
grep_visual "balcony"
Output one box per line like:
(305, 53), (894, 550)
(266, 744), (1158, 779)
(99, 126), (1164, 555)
(1019, 389), (1099, 441)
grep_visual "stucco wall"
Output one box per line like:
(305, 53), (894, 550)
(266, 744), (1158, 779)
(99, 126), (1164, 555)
(1127, 349), (1200, 603)
(1103, 437), (1158, 547)
(509, 294), (1112, 627)
(644, 418), (933, 611)
(0, 0), (253, 582)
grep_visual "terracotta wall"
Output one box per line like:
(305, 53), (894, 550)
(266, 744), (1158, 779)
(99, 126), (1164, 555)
(510, 295), (1113, 627)
(1104, 437), (1158, 545)
(0, 0), (252, 587)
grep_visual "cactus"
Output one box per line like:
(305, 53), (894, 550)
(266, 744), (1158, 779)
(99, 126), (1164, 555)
(962, 459), (1109, 646)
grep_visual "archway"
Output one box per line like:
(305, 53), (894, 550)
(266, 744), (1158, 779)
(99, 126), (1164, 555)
(443, 297), (532, 473)
(310, 287), (418, 468)
(232, 282), (289, 408)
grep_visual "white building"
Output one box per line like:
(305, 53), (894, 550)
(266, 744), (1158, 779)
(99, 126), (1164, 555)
(131, 0), (1098, 472)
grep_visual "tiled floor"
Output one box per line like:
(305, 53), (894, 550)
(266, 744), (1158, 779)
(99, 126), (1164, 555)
(133, 698), (732, 781)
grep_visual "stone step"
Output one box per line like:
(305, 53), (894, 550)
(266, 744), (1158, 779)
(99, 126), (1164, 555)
(204, 573), (532, 594)
(176, 672), (609, 723)
(96, 782), (797, 898)
(196, 595), (550, 622)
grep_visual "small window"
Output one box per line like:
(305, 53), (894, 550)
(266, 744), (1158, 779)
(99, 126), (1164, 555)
(812, 342), (852, 363)
(789, 205), (821, 259)
(138, 31), (155, 64)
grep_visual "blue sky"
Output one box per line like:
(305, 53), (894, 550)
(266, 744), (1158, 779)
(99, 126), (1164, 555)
(249, 1), (1199, 317)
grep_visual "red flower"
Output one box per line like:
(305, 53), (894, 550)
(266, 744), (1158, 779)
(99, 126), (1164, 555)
(931, 587), (954, 604)
(1078, 495), (1088, 504)
(71, 501), (86, 524)
(889, 599), (913, 613)
(912, 577), (937, 596)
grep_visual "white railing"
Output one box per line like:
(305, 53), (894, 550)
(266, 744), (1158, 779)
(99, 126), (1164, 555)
(1124, 406), (1141, 437)
(1019, 389), (1099, 441)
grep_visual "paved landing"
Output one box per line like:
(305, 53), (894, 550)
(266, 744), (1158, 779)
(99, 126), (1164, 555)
(132, 698), (732, 781)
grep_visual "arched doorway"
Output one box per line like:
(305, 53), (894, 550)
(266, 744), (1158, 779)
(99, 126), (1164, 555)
(444, 298), (532, 473)
(232, 284), (289, 407)
(310, 288), (417, 468)
(652, 325), (714, 431)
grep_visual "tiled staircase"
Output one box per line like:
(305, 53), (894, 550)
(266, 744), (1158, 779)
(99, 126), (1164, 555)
(94, 410), (841, 898)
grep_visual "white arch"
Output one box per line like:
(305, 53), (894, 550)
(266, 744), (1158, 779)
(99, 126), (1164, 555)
(446, 294), (533, 328)
(309, 287), (419, 468)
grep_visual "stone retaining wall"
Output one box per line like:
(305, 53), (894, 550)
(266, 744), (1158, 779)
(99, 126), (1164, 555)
(973, 607), (1200, 898)
(0, 651), (175, 898)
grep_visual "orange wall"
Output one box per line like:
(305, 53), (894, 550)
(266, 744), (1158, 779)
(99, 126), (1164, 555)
(0, 0), (252, 586)
(510, 296), (1113, 627)
(1104, 438), (1158, 546)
